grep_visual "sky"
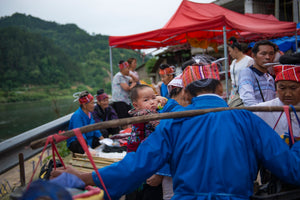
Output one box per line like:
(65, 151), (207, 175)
(0, 0), (215, 36)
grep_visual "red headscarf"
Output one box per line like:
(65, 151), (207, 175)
(96, 93), (108, 101)
(159, 67), (175, 75)
(119, 62), (129, 70)
(79, 93), (94, 104)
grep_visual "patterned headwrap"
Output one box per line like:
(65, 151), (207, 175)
(274, 65), (300, 82)
(167, 73), (183, 93)
(159, 66), (175, 75)
(119, 61), (129, 70)
(96, 93), (108, 101)
(182, 62), (220, 87)
(79, 93), (94, 105)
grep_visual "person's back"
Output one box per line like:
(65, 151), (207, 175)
(51, 74), (300, 200)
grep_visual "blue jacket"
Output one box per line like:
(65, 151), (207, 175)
(67, 107), (102, 148)
(93, 95), (300, 200)
(160, 83), (170, 99)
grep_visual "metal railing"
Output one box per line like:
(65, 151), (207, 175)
(0, 113), (73, 174)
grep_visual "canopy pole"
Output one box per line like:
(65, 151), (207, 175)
(296, 32), (298, 52)
(109, 46), (113, 91)
(223, 26), (229, 101)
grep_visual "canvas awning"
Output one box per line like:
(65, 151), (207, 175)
(108, 0), (297, 100)
(109, 0), (297, 49)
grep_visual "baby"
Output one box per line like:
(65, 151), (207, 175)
(126, 84), (164, 200)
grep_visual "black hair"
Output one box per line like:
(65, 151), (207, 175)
(170, 87), (183, 98)
(130, 84), (152, 103)
(181, 59), (195, 71)
(97, 89), (104, 96)
(185, 79), (221, 97)
(251, 40), (276, 56)
(119, 60), (125, 64)
(160, 63), (170, 69)
(228, 37), (242, 51)
(279, 53), (300, 65)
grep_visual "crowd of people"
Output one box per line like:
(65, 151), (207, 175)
(24, 38), (300, 200)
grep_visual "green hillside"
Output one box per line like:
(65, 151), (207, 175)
(0, 13), (148, 98)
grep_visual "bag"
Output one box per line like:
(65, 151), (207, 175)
(228, 92), (244, 107)
(39, 159), (63, 180)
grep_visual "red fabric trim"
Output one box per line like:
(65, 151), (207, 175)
(73, 128), (111, 200)
(283, 105), (294, 145)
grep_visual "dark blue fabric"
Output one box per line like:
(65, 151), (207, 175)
(21, 179), (72, 200)
(160, 83), (170, 99)
(67, 107), (102, 147)
(49, 172), (85, 189)
(93, 95), (300, 200)
(249, 33), (300, 52)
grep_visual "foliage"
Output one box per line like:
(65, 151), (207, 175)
(0, 13), (149, 97)
(145, 57), (158, 74)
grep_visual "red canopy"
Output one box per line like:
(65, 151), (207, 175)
(109, 0), (296, 49)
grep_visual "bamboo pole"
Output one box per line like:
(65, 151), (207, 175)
(30, 106), (300, 149)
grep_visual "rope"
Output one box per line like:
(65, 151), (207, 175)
(283, 105), (294, 147)
(27, 135), (66, 190)
(73, 128), (111, 200)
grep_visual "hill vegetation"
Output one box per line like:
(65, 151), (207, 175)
(0, 13), (149, 102)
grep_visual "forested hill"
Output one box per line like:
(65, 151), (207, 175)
(0, 13), (146, 93)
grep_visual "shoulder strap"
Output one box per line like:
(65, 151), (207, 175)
(253, 74), (265, 102)
(283, 105), (294, 147)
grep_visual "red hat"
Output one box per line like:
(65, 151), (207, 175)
(96, 93), (108, 101)
(159, 66), (175, 75)
(274, 65), (300, 82)
(182, 63), (220, 87)
(119, 61), (129, 70)
(79, 93), (94, 104)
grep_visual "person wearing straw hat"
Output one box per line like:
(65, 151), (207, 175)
(67, 91), (104, 154)
(52, 65), (300, 200)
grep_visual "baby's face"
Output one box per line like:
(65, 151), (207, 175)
(134, 87), (158, 111)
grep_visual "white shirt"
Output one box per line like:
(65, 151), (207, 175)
(230, 55), (254, 86)
(254, 98), (300, 137)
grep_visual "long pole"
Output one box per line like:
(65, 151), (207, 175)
(223, 26), (229, 101)
(30, 106), (300, 149)
(109, 46), (113, 92)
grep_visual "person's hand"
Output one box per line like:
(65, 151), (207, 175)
(156, 96), (168, 107)
(130, 81), (137, 89)
(146, 174), (163, 186)
(50, 165), (81, 179)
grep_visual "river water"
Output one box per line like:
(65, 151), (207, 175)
(0, 98), (77, 141)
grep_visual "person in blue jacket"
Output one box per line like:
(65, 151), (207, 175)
(159, 64), (175, 99)
(53, 77), (300, 200)
(67, 91), (103, 154)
